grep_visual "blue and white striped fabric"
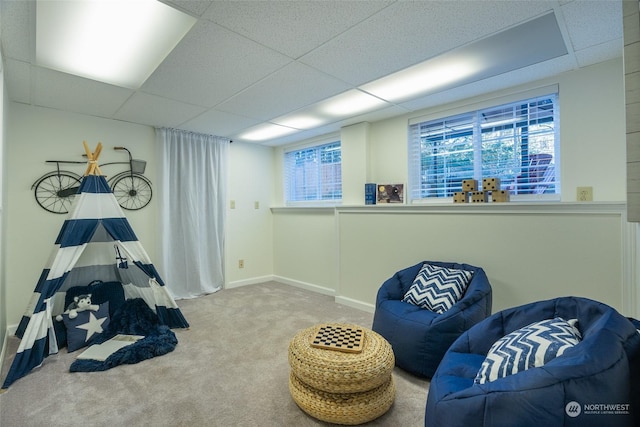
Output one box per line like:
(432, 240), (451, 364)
(474, 317), (582, 384)
(2, 175), (189, 389)
(402, 263), (473, 313)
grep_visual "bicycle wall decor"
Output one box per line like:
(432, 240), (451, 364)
(32, 146), (153, 214)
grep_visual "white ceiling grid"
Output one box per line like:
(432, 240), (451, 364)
(0, 0), (624, 146)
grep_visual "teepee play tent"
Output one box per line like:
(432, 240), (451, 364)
(2, 143), (189, 388)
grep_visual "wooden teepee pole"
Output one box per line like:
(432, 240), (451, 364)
(83, 141), (104, 176)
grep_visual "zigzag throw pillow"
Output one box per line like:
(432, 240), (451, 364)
(402, 263), (473, 314)
(474, 317), (582, 384)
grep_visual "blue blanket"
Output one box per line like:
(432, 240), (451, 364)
(69, 298), (178, 372)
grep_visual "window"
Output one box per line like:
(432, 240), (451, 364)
(284, 140), (342, 204)
(409, 93), (559, 201)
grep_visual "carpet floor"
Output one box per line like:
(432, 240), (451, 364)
(0, 281), (430, 426)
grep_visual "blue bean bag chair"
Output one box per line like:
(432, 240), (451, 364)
(372, 261), (492, 378)
(425, 296), (640, 427)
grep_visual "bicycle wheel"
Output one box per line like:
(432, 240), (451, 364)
(33, 171), (83, 214)
(110, 173), (152, 210)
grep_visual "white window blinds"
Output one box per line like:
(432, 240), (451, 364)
(409, 93), (559, 201)
(284, 141), (342, 203)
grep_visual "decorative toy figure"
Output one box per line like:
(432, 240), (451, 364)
(55, 294), (99, 321)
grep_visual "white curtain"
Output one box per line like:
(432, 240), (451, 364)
(156, 128), (229, 299)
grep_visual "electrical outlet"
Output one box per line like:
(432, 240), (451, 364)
(577, 186), (593, 202)
(238, 259), (244, 268)
(254, 201), (260, 209)
(230, 200), (236, 209)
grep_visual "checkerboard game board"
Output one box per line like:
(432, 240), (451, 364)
(310, 324), (365, 353)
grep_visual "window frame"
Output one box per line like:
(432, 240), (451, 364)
(408, 87), (560, 204)
(283, 136), (342, 206)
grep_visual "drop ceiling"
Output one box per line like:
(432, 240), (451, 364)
(0, 0), (623, 146)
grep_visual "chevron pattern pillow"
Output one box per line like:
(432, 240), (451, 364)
(402, 263), (473, 313)
(474, 317), (582, 384)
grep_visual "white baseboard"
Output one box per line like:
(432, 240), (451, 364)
(225, 275), (276, 289)
(226, 274), (338, 297)
(0, 325), (17, 384)
(335, 296), (375, 313)
(226, 274), (374, 313)
(271, 276), (336, 297)
(0, 332), (6, 382)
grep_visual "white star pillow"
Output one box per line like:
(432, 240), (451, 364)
(62, 302), (110, 352)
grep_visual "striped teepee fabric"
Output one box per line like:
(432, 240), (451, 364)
(2, 174), (188, 389)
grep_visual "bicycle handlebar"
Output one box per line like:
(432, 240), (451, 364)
(46, 146), (133, 165)
(45, 160), (86, 164)
(114, 146), (132, 161)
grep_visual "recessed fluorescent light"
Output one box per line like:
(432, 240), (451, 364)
(274, 115), (326, 130)
(36, 0), (196, 89)
(240, 124), (298, 141)
(361, 58), (481, 103)
(320, 90), (389, 117)
(361, 13), (566, 104)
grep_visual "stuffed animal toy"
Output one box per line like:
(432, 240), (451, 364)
(55, 294), (99, 321)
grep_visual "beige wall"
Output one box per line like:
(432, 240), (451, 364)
(2, 103), (277, 327)
(334, 205), (628, 314)
(560, 60), (625, 201)
(272, 208), (337, 294)
(625, 0), (640, 220)
(273, 58), (636, 317)
(2, 105), (278, 327)
(4, 104), (157, 325)
(363, 59), (626, 203)
(0, 62), (7, 353)
(2, 57), (635, 330)
(225, 141), (274, 286)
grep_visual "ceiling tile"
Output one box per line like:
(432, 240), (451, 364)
(163, 0), (212, 17)
(1, 0), (33, 62)
(358, 12), (566, 105)
(202, 0), (392, 59)
(4, 59), (31, 104)
(249, 125), (337, 147)
(561, 0), (623, 51)
(300, 0), (554, 86)
(574, 39), (623, 68)
(399, 55), (577, 112)
(251, 104), (412, 147)
(179, 109), (261, 137)
(0, 0), (626, 147)
(341, 104), (412, 128)
(140, 20), (292, 108)
(216, 62), (352, 121)
(33, 67), (133, 117)
(114, 92), (207, 128)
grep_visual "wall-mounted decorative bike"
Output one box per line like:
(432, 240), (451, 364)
(32, 146), (153, 214)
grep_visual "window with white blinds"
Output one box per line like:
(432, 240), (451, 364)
(408, 93), (559, 201)
(284, 140), (342, 204)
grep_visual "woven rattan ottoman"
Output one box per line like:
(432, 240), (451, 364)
(288, 323), (396, 425)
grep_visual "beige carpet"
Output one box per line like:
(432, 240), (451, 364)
(0, 282), (430, 426)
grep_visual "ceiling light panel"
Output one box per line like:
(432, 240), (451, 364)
(320, 90), (389, 117)
(240, 123), (299, 141)
(362, 12), (567, 105)
(273, 115), (327, 130)
(361, 57), (482, 103)
(36, 0), (196, 89)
